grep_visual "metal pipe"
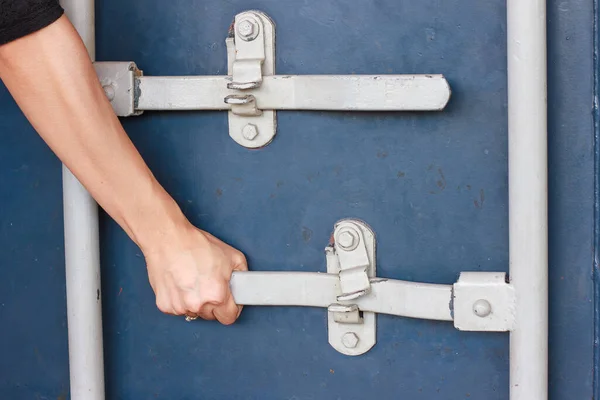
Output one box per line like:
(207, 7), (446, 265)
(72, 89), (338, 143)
(60, 1), (105, 399)
(507, 0), (548, 399)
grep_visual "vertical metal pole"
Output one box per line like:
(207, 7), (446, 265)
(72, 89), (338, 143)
(60, 1), (105, 399)
(507, 0), (548, 399)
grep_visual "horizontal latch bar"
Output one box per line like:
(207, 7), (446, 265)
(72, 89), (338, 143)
(136, 75), (451, 112)
(229, 271), (453, 321)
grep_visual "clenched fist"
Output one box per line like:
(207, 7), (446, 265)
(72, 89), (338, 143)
(144, 225), (248, 325)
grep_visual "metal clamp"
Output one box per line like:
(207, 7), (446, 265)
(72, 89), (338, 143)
(223, 94), (262, 116)
(227, 11), (268, 90)
(326, 219), (376, 356)
(333, 220), (373, 300)
(94, 10), (451, 149)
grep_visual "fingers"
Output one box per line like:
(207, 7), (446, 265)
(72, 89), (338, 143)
(157, 291), (242, 323)
(156, 291), (176, 315)
(197, 307), (217, 321)
(148, 227), (247, 325)
(181, 288), (216, 320)
(232, 250), (248, 272)
(212, 291), (240, 325)
(202, 230), (247, 273)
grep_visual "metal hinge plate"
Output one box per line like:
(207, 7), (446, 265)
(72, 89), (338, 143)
(226, 11), (276, 148)
(326, 219), (376, 356)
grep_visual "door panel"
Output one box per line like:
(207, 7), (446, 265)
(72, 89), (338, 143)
(0, 0), (594, 399)
(99, 1), (509, 399)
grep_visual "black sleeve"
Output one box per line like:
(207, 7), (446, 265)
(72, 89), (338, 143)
(0, 0), (64, 46)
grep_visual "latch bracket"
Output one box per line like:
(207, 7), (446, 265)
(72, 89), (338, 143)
(326, 219), (376, 356)
(226, 11), (276, 147)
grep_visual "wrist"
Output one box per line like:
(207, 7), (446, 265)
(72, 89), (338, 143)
(128, 183), (195, 256)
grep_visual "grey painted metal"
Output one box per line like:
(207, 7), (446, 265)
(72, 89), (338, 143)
(333, 220), (373, 299)
(227, 11), (276, 148)
(93, 9), (450, 149)
(228, 12), (269, 88)
(94, 62), (141, 117)
(327, 219), (376, 356)
(60, 1), (106, 400)
(61, 169), (104, 400)
(229, 271), (454, 322)
(507, 0), (549, 398)
(453, 272), (516, 332)
(134, 75), (451, 112)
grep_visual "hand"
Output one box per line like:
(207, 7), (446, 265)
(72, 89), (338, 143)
(0, 15), (248, 324)
(144, 225), (248, 325)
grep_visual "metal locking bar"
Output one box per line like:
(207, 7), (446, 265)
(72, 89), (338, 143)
(228, 219), (516, 356)
(94, 10), (451, 149)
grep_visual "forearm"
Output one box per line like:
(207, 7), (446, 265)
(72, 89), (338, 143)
(0, 15), (189, 252)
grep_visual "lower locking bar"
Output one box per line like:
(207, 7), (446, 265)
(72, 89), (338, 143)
(226, 218), (515, 356)
(230, 271), (454, 321)
(230, 270), (515, 330)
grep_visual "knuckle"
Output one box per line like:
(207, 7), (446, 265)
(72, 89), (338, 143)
(214, 308), (237, 325)
(233, 251), (247, 267)
(156, 299), (172, 314)
(172, 305), (186, 315)
(183, 295), (204, 312)
(204, 285), (228, 305)
(198, 310), (216, 321)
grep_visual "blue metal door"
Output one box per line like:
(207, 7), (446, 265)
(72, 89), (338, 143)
(0, 0), (595, 399)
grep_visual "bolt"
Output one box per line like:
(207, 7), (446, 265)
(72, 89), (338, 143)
(103, 84), (115, 102)
(473, 299), (492, 318)
(242, 124), (259, 141)
(237, 19), (258, 41)
(342, 332), (359, 349)
(336, 228), (360, 251)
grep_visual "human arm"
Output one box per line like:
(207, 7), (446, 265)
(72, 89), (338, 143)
(0, 12), (246, 324)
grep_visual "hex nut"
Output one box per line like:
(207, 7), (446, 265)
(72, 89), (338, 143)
(342, 332), (359, 349)
(237, 19), (259, 41)
(242, 124), (259, 141)
(336, 228), (360, 251)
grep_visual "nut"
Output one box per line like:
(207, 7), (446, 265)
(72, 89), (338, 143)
(242, 124), (259, 141)
(472, 299), (492, 318)
(237, 19), (258, 41)
(336, 228), (360, 251)
(342, 332), (359, 349)
(102, 84), (115, 102)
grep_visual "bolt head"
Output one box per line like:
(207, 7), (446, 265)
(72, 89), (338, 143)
(242, 124), (259, 141)
(336, 228), (360, 251)
(473, 299), (492, 318)
(237, 19), (258, 40)
(103, 84), (115, 102)
(342, 332), (359, 348)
